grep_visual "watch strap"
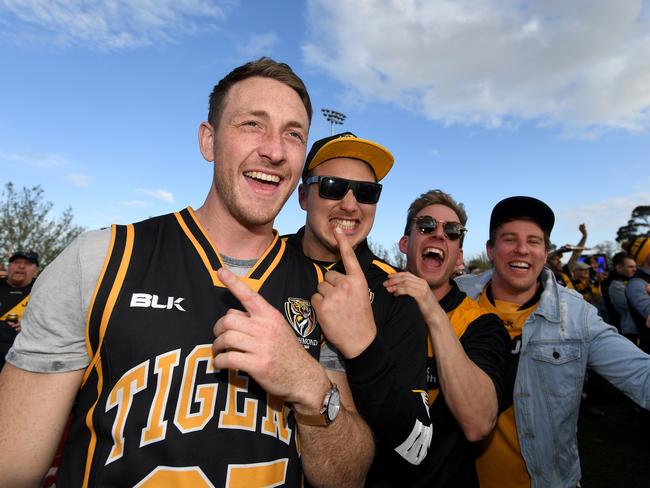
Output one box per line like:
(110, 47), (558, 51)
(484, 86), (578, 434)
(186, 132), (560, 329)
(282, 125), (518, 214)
(293, 382), (337, 427)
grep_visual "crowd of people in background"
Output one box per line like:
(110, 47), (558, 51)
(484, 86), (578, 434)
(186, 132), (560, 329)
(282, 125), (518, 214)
(0, 57), (648, 488)
(544, 226), (650, 356)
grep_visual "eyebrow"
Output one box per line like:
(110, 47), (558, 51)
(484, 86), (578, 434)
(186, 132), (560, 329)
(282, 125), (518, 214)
(499, 232), (543, 240)
(240, 110), (307, 130)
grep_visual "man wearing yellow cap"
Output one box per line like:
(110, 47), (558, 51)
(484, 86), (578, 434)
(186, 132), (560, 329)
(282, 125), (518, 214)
(286, 132), (433, 485)
(626, 236), (650, 354)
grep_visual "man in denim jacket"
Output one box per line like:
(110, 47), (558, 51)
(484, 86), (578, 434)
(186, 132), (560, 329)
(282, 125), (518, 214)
(456, 196), (650, 488)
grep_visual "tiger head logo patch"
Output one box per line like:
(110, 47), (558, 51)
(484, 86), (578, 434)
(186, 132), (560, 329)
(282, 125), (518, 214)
(284, 297), (316, 339)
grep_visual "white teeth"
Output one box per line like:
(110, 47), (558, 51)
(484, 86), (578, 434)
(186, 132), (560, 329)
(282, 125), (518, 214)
(332, 219), (356, 230)
(510, 261), (530, 269)
(244, 171), (280, 183)
(423, 247), (445, 259)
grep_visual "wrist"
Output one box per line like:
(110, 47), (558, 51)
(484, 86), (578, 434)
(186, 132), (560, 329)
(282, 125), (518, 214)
(425, 305), (451, 334)
(338, 328), (377, 359)
(291, 371), (332, 415)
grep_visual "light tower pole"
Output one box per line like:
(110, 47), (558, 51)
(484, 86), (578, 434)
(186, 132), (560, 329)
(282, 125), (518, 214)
(321, 108), (347, 135)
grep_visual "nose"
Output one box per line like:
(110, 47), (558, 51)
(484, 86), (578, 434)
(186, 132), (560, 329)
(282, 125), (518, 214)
(432, 222), (446, 239)
(258, 131), (285, 165)
(514, 240), (529, 255)
(339, 189), (358, 211)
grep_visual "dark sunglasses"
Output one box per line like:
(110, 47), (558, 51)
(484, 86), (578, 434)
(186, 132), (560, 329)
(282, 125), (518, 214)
(304, 176), (382, 204)
(414, 215), (467, 241)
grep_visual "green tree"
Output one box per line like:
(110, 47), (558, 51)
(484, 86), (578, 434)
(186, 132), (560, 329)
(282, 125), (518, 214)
(0, 182), (85, 268)
(368, 239), (406, 270)
(616, 205), (650, 247)
(465, 252), (491, 272)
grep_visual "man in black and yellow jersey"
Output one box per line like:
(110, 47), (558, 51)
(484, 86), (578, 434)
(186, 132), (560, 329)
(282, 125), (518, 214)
(456, 196), (650, 488)
(383, 189), (509, 487)
(546, 251), (574, 288)
(0, 251), (39, 371)
(546, 223), (591, 289)
(0, 59), (373, 487)
(287, 132), (432, 486)
(571, 260), (602, 305)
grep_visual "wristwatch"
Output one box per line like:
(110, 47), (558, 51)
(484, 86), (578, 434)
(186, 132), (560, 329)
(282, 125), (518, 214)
(293, 383), (340, 426)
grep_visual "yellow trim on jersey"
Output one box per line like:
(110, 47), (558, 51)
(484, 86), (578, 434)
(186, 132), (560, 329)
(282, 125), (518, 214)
(84, 225), (119, 361)
(0, 295), (30, 321)
(241, 237), (285, 292)
(372, 259), (397, 276)
(313, 263), (324, 283)
(82, 357), (104, 488)
(246, 232), (280, 278)
(82, 224), (135, 385)
(81, 224), (134, 488)
(175, 209), (223, 287)
(177, 207), (286, 292)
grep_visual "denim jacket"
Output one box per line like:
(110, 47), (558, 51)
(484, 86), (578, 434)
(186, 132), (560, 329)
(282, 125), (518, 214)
(456, 268), (650, 488)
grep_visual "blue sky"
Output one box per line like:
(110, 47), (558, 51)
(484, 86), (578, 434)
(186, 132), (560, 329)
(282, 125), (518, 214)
(1, 0), (649, 261)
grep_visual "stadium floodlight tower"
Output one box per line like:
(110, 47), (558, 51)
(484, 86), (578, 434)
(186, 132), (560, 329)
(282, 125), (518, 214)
(321, 108), (347, 135)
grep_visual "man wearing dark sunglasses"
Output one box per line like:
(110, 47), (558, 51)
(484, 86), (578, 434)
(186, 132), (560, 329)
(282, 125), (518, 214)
(384, 189), (509, 487)
(285, 132), (433, 485)
(455, 196), (650, 488)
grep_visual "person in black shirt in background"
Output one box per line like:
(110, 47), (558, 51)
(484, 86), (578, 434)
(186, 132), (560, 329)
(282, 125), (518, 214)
(0, 251), (39, 371)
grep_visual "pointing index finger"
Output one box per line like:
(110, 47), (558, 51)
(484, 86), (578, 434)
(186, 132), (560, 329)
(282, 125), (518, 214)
(217, 267), (268, 315)
(334, 227), (362, 276)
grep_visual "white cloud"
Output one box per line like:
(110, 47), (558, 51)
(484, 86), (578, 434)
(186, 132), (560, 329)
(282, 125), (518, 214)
(64, 173), (92, 187)
(139, 188), (175, 203)
(0, 150), (71, 168)
(0, 0), (236, 49)
(554, 189), (650, 246)
(119, 200), (151, 207)
(303, 0), (650, 133)
(239, 32), (279, 57)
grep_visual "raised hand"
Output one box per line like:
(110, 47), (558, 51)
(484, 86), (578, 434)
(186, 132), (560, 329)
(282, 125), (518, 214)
(311, 228), (377, 359)
(212, 267), (327, 406)
(384, 271), (445, 324)
(579, 223), (587, 237)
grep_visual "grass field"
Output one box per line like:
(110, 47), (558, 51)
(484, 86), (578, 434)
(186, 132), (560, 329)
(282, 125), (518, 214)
(577, 375), (650, 488)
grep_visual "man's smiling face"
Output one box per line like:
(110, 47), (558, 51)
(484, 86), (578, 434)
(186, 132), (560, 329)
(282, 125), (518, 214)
(488, 219), (548, 302)
(204, 76), (309, 227)
(400, 204), (464, 295)
(299, 157), (377, 262)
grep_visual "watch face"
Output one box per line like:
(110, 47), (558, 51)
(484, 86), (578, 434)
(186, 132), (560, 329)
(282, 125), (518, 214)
(327, 388), (341, 422)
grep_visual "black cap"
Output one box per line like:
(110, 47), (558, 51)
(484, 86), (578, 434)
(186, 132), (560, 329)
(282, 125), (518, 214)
(489, 196), (555, 236)
(9, 250), (39, 267)
(302, 131), (394, 182)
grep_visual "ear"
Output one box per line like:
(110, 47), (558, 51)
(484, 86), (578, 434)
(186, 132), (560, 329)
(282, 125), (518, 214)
(398, 235), (409, 255)
(455, 248), (464, 268)
(486, 240), (494, 263)
(298, 184), (308, 210)
(198, 122), (215, 162)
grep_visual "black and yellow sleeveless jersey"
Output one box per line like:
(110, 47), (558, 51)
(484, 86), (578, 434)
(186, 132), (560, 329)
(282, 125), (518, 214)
(572, 277), (601, 305)
(411, 281), (508, 488)
(474, 282), (541, 488)
(58, 208), (324, 487)
(553, 270), (574, 289)
(0, 277), (34, 321)
(285, 231), (431, 486)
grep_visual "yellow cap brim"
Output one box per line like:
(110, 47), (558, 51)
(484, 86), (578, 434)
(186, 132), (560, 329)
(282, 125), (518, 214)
(306, 137), (394, 181)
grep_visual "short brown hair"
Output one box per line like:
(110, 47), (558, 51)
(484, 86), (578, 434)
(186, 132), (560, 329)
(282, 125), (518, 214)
(207, 57), (312, 130)
(403, 189), (468, 247)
